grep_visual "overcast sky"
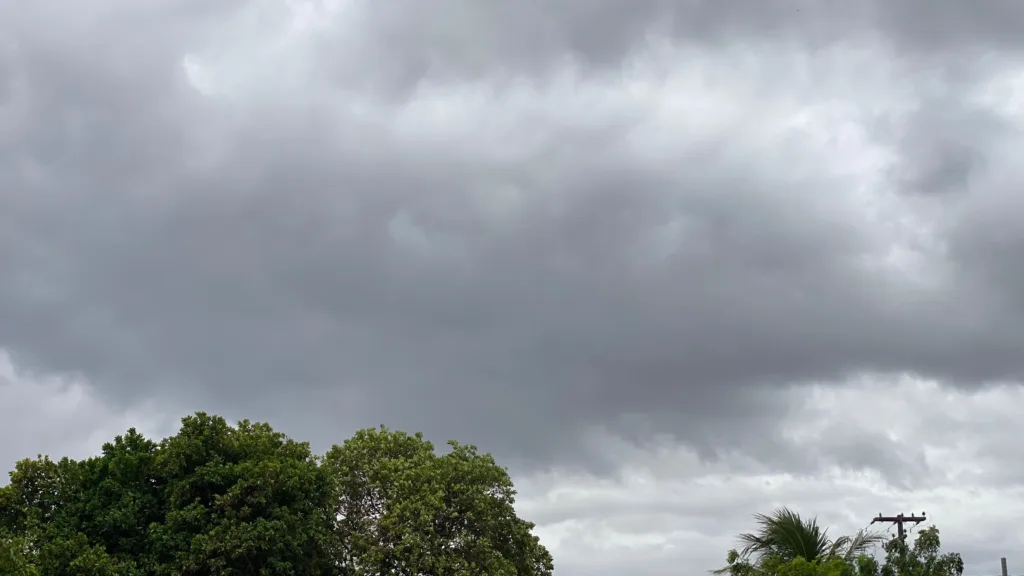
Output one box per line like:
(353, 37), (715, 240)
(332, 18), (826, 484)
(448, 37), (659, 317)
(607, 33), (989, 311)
(4, 0), (1024, 574)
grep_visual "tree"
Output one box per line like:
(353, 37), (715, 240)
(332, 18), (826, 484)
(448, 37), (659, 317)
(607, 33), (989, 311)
(857, 527), (963, 576)
(0, 413), (338, 575)
(145, 414), (338, 575)
(0, 454), (107, 575)
(324, 426), (554, 576)
(0, 413), (551, 576)
(716, 549), (860, 576)
(775, 557), (855, 576)
(0, 532), (39, 576)
(725, 508), (883, 568)
(715, 513), (963, 576)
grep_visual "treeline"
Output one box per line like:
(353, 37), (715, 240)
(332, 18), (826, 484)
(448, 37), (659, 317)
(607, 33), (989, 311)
(717, 508), (964, 576)
(0, 412), (554, 575)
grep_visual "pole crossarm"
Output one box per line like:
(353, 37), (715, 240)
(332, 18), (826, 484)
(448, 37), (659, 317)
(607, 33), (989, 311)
(870, 512), (926, 542)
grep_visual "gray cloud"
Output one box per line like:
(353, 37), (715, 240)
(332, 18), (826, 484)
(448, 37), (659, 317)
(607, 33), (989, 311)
(308, 0), (1024, 94)
(3, 0), (1024, 480)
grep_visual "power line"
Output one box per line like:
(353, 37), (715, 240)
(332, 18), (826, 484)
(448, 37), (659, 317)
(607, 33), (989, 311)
(870, 512), (926, 542)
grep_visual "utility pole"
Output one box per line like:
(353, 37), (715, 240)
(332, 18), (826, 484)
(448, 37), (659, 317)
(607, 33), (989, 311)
(870, 512), (926, 542)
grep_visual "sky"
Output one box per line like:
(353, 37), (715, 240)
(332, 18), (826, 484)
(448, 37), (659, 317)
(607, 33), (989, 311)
(3, 0), (1024, 574)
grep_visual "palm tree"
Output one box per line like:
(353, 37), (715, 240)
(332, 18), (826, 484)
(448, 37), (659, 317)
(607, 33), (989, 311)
(714, 507), (884, 574)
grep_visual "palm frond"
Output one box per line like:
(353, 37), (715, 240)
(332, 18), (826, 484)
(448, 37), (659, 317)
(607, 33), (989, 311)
(733, 507), (879, 567)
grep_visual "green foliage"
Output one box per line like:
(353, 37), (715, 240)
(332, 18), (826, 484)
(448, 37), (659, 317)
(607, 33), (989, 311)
(0, 531), (39, 576)
(716, 513), (963, 576)
(0, 413), (551, 576)
(324, 426), (554, 576)
(716, 552), (858, 576)
(717, 507), (883, 573)
(870, 527), (963, 576)
(716, 548), (760, 576)
(146, 414), (337, 575)
(775, 557), (854, 576)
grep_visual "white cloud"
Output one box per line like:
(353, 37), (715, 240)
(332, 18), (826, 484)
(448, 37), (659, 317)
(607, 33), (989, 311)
(0, 349), (181, 469)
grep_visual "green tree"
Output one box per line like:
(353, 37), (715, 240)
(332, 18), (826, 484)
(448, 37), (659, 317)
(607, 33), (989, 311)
(324, 426), (553, 576)
(865, 527), (962, 576)
(0, 531), (39, 576)
(146, 413), (338, 575)
(728, 508), (883, 567)
(716, 551), (860, 576)
(715, 508), (885, 576)
(0, 413), (338, 575)
(0, 413), (552, 576)
(0, 454), (107, 576)
(776, 557), (855, 576)
(714, 514), (964, 576)
(716, 548), (762, 576)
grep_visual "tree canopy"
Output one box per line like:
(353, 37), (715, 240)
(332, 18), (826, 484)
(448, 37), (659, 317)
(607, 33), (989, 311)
(717, 508), (963, 576)
(735, 507), (883, 566)
(0, 413), (553, 576)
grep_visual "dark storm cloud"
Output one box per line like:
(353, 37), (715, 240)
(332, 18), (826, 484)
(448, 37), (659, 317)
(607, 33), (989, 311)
(3, 0), (1024, 473)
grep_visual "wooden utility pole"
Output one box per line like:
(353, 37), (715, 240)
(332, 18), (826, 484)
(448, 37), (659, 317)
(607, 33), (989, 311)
(870, 512), (926, 542)
(1001, 557), (1008, 576)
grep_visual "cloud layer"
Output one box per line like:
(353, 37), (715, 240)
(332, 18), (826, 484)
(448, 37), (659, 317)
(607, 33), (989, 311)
(4, 1), (1024, 572)
(5, 1), (1024, 468)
